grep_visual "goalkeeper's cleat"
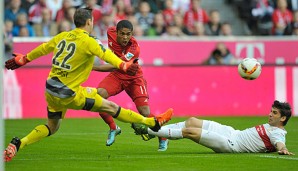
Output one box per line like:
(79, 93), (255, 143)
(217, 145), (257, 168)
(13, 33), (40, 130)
(158, 139), (169, 152)
(106, 126), (121, 146)
(140, 134), (156, 141)
(150, 108), (173, 132)
(4, 137), (21, 162)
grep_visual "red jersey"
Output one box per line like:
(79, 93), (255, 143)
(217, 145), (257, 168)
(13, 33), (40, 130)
(271, 9), (293, 34)
(114, 13), (127, 25)
(183, 8), (209, 31)
(92, 5), (103, 25)
(162, 9), (176, 26)
(29, 2), (51, 24)
(107, 27), (142, 80)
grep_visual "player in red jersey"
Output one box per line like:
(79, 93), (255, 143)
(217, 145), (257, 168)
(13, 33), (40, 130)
(92, 20), (169, 151)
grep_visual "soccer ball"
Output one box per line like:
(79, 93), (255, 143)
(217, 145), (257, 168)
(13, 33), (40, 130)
(238, 58), (261, 80)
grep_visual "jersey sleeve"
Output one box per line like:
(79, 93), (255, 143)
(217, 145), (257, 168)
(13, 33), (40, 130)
(89, 38), (123, 69)
(270, 129), (286, 146)
(27, 32), (65, 61)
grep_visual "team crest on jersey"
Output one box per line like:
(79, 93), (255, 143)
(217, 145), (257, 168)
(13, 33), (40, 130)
(86, 87), (92, 94)
(125, 52), (134, 60)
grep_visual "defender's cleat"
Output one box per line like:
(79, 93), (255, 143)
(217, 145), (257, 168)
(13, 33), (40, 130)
(4, 137), (21, 162)
(141, 134), (156, 141)
(131, 123), (148, 135)
(150, 108), (173, 132)
(158, 139), (169, 152)
(131, 123), (155, 141)
(106, 126), (121, 146)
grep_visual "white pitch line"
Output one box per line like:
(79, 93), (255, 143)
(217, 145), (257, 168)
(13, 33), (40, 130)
(56, 132), (138, 136)
(14, 154), (298, 161)
(258, 155), (298, 161)
(57, 133), (101, 135)
(13, 155), (220, 161)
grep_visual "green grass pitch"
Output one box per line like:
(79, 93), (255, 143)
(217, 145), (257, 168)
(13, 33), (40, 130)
(4, 116), (298, 171)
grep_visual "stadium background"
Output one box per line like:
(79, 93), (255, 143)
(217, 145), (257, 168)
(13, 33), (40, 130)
(3, 36), (298, 118)
(3, 0), (298, 118)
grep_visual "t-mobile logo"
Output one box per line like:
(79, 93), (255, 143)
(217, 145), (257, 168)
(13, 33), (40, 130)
(235, 43), (265, 64)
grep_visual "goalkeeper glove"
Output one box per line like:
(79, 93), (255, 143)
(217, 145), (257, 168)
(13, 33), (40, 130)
(119, 58), (139, 76)
(5, 53), (29, 70)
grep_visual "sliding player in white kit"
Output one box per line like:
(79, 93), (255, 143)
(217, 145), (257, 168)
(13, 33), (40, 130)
(133, 100), (294, 155)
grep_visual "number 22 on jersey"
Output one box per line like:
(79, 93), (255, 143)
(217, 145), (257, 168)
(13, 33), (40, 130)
(52, 40), (76, 70)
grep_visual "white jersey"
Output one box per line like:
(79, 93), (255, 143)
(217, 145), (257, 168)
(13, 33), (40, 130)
(233, 123), (287, 153)
(200, 121), (287, 153)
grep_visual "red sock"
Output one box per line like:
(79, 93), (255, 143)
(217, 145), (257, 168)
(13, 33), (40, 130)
(159, 137), (168, 141)
(148, 114), (155, 117)
(99, 113), (116, 130)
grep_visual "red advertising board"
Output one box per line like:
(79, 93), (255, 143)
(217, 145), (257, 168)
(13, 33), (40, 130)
(13, 38), (298, 66)
(3, 66), (298, 118)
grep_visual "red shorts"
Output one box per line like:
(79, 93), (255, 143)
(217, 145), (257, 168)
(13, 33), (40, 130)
(97, 73), (149, 107)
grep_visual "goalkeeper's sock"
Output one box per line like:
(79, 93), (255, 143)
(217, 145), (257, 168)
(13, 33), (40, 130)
(148, 128), (183, 140)
(113, 107), (155, 127)
(20, 125), (51, 149)
(99, 112), (116, 130)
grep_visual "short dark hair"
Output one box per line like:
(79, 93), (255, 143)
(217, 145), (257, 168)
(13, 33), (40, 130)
(116, 20), (133, 32)
(272, 100), (292, 126)
(73, 8), (93, 28)
(212, 49), (221, 57)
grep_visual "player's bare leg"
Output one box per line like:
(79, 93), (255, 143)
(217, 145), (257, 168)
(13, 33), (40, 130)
(185, 117), (203, 129)
(181, 117), (204, 143)
(98, 99), (173, 131)
(133, 106), (155, 141)
(181, 128), (203, 144)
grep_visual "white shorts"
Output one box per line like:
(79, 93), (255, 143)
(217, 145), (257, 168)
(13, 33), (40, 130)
(199, 120), (239, 153)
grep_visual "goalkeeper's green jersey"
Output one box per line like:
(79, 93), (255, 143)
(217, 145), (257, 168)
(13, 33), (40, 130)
(26, 28), (123, 98)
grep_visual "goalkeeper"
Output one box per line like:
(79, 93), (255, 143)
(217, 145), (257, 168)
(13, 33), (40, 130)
(3, 8), (173, 162)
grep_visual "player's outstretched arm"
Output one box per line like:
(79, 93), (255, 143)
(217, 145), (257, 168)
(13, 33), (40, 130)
(276, 142), (295, 155)
(92, 64), (117, 72)
(93, 41), (139, 75)
(5, 53), (30, 70)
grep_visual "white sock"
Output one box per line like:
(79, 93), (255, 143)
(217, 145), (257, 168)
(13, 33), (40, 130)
(163, 121), (186, 129)
(148, 128), (183, 140)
